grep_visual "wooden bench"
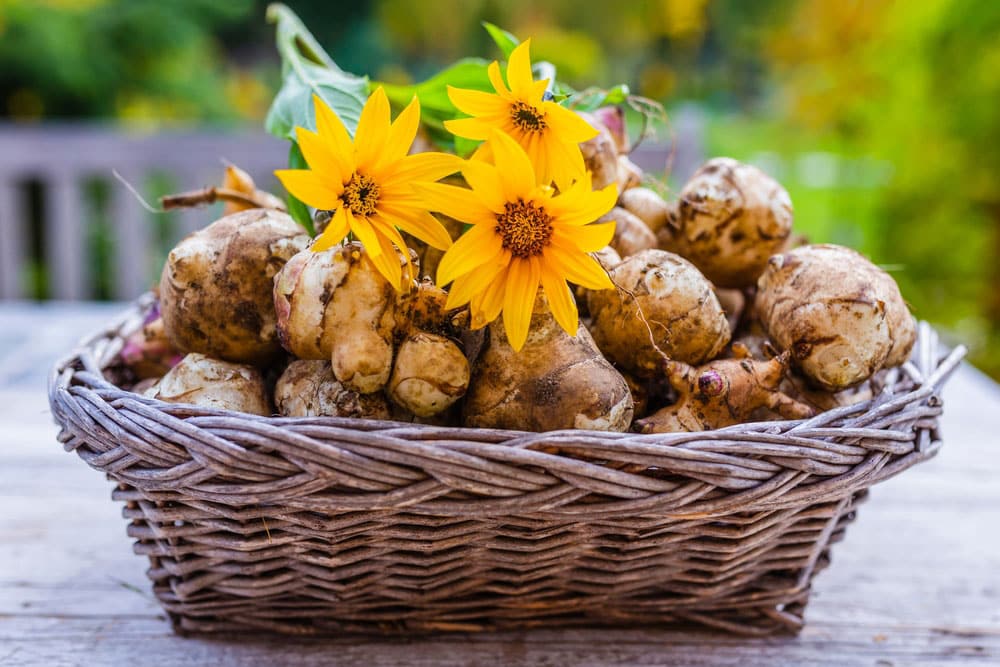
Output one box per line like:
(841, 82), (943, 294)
(0, 114), (703, 302)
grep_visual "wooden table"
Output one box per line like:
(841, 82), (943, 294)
(2, 302), (998, 666)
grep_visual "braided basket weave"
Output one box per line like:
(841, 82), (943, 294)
(48, 294), (965, 636)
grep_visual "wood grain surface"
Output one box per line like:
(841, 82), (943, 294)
(1, 304), (997, 666)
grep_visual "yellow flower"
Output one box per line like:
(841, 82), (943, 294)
(444, 40), (599, 191)
(276, 88), (462, 289)
(416, 130), (617, 352)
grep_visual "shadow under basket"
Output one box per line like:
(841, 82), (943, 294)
(48, 295), (965, 637)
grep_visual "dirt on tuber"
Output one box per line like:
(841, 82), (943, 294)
(274, 242), (400, 394)
(274, 360), (391, 418)
(755, 244), (916, 391)
(635, 350), (813, 433)
(587, 249), (731, 377)
(388, 332), (470, 417)
(463, 291), (634, 432)
(667, 158), (793, 288)
(144, 353), (271, 416)
(159, 208), (309, 365)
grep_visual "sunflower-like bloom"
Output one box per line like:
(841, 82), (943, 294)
(444, 40), (598, 192)
(276, 89), (462, 289)
(416, 131), (617, 352)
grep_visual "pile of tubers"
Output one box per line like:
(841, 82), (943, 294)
(122, 114), (916, 435)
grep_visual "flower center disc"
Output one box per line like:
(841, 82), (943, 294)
(495, 199), (553, 258)
(341, 172), (380, 216)
(510, 101), (547, 133)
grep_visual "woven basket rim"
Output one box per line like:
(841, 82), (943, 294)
(47, 292), (967, 518)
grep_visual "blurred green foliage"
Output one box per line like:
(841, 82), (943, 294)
(1, 0), (997, 377)
(0, 0), (268, 123)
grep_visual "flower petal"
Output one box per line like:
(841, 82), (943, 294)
(502, 256), (540, 351)
(380, 207), (454, 250)
(448, 86), (509, 117)
(380, 95), (420, 166)
(368, 228), (403, 290)
(411, 182), (496, 226)
(460, 159), (506, 213)
(296, 126), (345, 185)
(527, 78), (550, 102)
(543, 242), (615, 291)
(487, 60), (512, 99)
(552, 221), (616, 253)
(347, 211), (383, 258)
(369, 214), (410, 289)
(311, 207), (350, 252)
(540, 266), (578, 337)
(444, 117), (495, 141)
(445, 254), (508, 309)
(382, 152), (464, 185)
(355, 87), (392, 170)
(489, 130), (536, 200)
(312, 94), (354, 165)
(546, 183), (618, 226)
(544, 103), (600, 143)
(543, 133), (589, 192)
(506, 40), (535, 97)
(275, 169), (342, 210)
(470, 264), (508, 329)
(523, 131), (550, 188)
(436, 221), (504, 286)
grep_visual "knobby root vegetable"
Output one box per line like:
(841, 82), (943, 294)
(274, 242), (398, 393)
(120, 301), (183, 379)
(592, 106), (629, 153)
(617, 156), (644, 191)
(593, 245), (623, 272)
(388, 332), (470, 417)
(602, 206), (657, 258)
(578, 111), (621, 191)
(635, 351), (813, 433)
(714, 287), (747, 338)
(587, 249), (731, 376)
(671, 158), (793, 288)
(463, 291), (634, 432)
(395, 278), (459, 336)
(620, 186), (671, 234)
(274, 360), (391, 418)
(159, 208), (309, 364)
(145, 353), (271, 415)
(755, 244), (916, 391)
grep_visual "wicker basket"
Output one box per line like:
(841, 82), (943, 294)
(48, 294), (965, 636)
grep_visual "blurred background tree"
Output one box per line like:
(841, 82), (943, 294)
(1, 0), (997, 377)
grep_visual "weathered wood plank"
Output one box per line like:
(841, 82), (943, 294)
(0, 176), (26, 300)
(44, 172), (87, 300)
(1, 616), (997, 667)
(109, 167), (153, 300)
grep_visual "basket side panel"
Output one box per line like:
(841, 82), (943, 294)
(113, 487), (863, 636)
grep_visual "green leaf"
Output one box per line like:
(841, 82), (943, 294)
(284, 142), (314, 235)
(482, 22), (520, 58)
(454, 136), (481, 157)
(379, 58), (491, 114)
(565, 84), (631, 112)
(264, 3), (369, 141)
(377, 58), (493, 152)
